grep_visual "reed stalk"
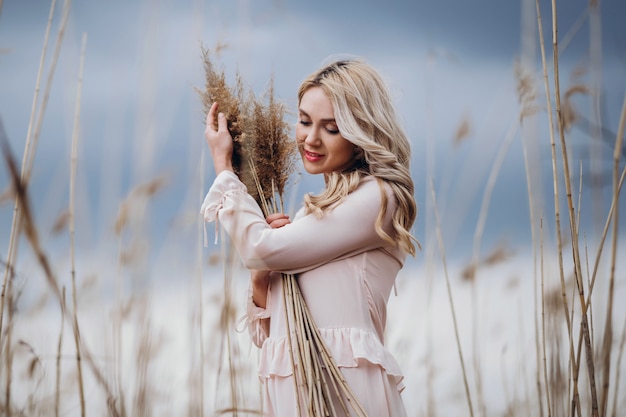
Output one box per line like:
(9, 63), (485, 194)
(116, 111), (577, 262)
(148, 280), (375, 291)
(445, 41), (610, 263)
(540, 220), (553, 416)
(69, 32), (88, 417)
(429, 178), (474, 417)
(535, 1), (582, 413)
(224, 242), (240, 417)
(1, 137), (122, 417)
(55, 287), (66, 417)
(0, 0), (56, 369)
(599, 91), (626, 416)
(517, 57), (546, 416)
(1, 2), (70, 409)
(588, 0), (603, 235)
(114, 235), (127, 417)
(524, 124), (546, 417)
(584, 165), (626, 306)
(551, 0), (599, 413)
(468, 117), (518, 417)
(611, 317), (626, 417)
(195, 149), (206, 416)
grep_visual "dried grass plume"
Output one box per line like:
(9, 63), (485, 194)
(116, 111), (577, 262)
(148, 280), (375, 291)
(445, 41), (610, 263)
(197, 45), (298, 209)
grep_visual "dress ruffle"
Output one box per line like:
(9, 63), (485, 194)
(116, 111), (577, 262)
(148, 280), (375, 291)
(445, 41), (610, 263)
(258, 327), (405, 391)
(238, 282), (272, 348)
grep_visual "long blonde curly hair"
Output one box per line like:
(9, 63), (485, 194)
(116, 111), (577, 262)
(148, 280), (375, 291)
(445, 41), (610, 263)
(298, 59), (419, 256)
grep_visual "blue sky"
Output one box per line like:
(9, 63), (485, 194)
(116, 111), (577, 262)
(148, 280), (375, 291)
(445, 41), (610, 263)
(1, 0), (625, 271)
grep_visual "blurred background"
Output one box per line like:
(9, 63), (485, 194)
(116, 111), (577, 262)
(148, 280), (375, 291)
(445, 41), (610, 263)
(1, 0), (625, 416)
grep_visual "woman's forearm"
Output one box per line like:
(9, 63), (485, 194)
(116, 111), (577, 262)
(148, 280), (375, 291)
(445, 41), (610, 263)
(251, 270), (270, 308)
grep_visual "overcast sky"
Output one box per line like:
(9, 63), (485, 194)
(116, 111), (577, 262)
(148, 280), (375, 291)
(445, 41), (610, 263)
(1, 0), (625, 271)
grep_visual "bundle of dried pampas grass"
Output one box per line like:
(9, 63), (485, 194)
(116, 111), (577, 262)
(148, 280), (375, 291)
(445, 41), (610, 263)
(198, 47), (367, 417)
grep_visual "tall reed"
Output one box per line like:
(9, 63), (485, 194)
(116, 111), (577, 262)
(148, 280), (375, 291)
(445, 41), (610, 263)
(0, 0), (57, 382)
(430, 178), (474, 417)
(68, 32), (88, 417)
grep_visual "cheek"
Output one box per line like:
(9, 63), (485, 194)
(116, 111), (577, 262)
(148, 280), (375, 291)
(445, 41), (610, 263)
(335, 140), (356, 158)
(295, 125), (305, 143)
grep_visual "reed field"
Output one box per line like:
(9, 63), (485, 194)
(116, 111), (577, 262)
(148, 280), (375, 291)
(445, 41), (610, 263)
(1, 0), (625, 416)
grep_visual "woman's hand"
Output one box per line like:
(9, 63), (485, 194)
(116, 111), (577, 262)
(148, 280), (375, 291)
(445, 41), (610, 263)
(266, 212), (291, 228)
(204, 102), (234, 175)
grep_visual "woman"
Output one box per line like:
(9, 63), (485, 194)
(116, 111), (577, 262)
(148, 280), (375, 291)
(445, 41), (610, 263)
(201, 59), (417, 416)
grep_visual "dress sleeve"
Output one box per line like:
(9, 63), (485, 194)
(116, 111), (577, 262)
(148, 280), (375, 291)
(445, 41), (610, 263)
(242, 278), (272, 348)
(201, 171), (395, 274)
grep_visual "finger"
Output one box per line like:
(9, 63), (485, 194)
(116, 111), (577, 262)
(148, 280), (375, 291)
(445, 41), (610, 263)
(217, 112), (228, 132)
(268, 218), (290, 229)
(266, 213), (289, 223)
(206, 102), (219, 131)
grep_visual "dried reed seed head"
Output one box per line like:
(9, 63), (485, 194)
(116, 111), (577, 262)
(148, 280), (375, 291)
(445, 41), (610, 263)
(461, 245), (514, 281)
(119, 240), (147, 266)
(114, 201), (130, 236)
(571, 61), (587, 80)
(461, 264), (477, 281)
(544, 275), (575, 316)
(27, 357), (41, 379)
(207, 252), (221, 266)
(134, 174), (169, 197)
(15, 340), (42, 379)
(80, 273), (98, 291)
(514, 60), (540, 121)
(117, 297), (136, 320)
(114, 174), (170, 235)
(250, 91), (298, 198)
(483, 245), (514, 265)
(219, 302), (239, 325)
(199, 46), (249, 178)
(565, 85), (589, 98)
(562, 84), (589, 132)
(198, 48), (298, 211)
(119, 250), (134, 266)
(453, 114), (471, 146)
(51, 208), (70, 235)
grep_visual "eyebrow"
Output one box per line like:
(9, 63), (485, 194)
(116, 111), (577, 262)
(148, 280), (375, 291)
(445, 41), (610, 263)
(298, 109), (336, 123)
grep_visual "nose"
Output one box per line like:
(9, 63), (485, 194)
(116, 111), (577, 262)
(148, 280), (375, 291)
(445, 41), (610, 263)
(303, 125), (321, 146)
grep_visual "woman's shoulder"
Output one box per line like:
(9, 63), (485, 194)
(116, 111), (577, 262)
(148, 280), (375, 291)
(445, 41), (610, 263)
(346, 175), (397, 211)
(355, 175), (394, 199)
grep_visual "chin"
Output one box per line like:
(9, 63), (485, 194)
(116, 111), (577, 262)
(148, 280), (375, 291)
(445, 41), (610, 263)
(303, 166), (322, 175)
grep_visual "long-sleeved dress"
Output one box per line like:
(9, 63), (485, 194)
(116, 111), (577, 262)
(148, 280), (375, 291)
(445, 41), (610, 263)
(201, 170), (408, 417)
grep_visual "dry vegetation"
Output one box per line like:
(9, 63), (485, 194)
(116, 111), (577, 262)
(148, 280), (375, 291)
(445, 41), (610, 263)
(0, 1), (624, 417)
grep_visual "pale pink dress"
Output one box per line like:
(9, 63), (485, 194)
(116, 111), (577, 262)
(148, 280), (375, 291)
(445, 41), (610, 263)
(202, 170), (408, 417)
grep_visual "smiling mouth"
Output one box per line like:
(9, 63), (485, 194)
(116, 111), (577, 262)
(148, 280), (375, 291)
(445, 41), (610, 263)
(304, 150), (324, 161)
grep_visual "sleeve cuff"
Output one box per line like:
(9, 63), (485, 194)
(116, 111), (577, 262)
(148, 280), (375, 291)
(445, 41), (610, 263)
(200, 170), (246, 223)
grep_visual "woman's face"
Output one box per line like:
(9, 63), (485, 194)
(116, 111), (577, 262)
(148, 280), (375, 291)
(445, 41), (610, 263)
(296, 87), (356, 176)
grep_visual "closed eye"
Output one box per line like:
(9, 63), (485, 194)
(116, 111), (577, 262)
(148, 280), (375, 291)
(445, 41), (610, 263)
(324, 123), (340, 134)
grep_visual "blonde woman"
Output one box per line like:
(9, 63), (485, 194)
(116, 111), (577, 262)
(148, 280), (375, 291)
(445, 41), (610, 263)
(202, 59), (418, 416)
